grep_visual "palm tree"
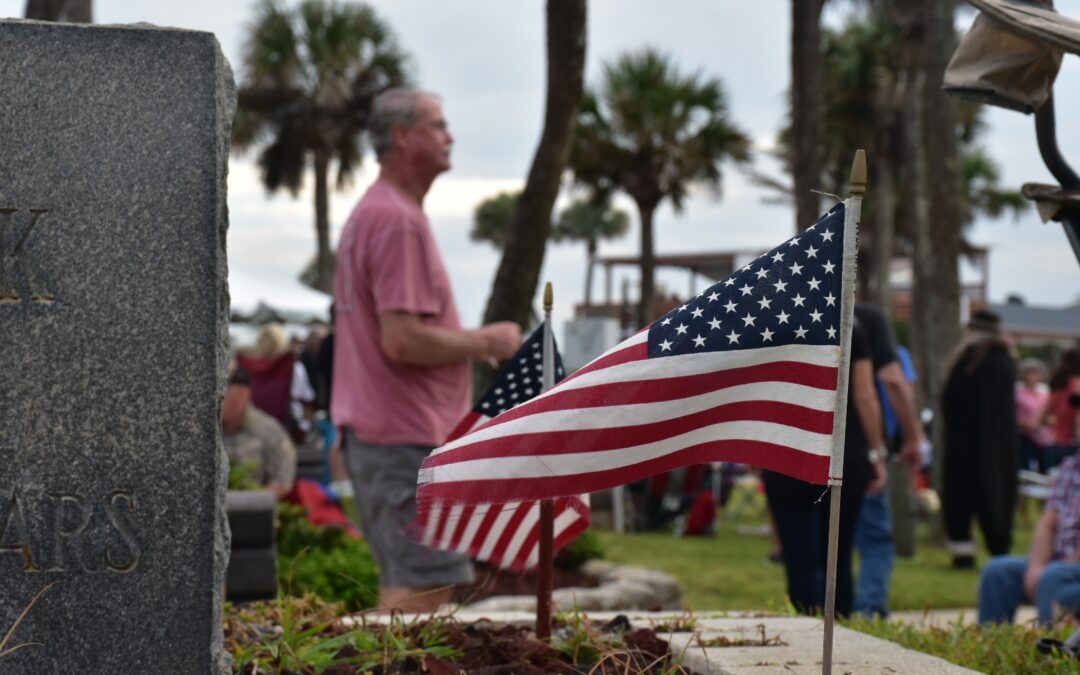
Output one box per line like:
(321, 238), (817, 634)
(554, 199), (629, 307)
(569, 48), (751, 327)
(470, 191), (520, 249)
(790, 0), (826, 234)
(470, 190), (629, 307)
(481, 0), (587, 332)
(232, 0), (410, 293)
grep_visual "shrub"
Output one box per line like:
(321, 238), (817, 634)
(556, 528), (605, 570)
(276, 502), (379, 611)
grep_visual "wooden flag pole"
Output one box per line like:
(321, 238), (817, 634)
(536, 282), (556, 640)
(821, 150), (866, 675)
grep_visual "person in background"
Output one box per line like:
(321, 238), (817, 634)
(1043, 349), (1080, 470)
(1016, 358), (1052, 472)
(763, 318), (886, 618)
(238, 322), (317, 443)
(979, 451), (1080, 626)
(942, 309), (1019, 568)
(851, 303), (928, 617)
(222, 362), (297, 499)
(332, 88), (521, 613)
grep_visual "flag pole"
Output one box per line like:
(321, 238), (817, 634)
(821, 149), (866, 675)
(536, 282), (556, 640)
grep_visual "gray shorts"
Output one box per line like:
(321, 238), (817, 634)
(344, 431), (474, 589)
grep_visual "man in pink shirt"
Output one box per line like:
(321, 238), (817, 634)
(332, 89), (521, 612)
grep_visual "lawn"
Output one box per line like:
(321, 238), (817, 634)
(595, 488), (1036, 613)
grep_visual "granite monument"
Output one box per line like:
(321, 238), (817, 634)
(0, 19), (234, 673)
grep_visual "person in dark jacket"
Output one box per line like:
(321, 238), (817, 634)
(942, 309), (1019, 568)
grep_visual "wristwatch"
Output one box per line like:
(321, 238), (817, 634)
(867, 447), (887, 463)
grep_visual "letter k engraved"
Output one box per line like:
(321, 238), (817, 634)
(0, 208), (52, 305)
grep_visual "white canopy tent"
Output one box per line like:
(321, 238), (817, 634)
(228, 265), (332, 323)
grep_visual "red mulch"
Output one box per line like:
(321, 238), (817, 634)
(244, 615), (703, 675)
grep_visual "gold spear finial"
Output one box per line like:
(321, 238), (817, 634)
(543, 282), (553, 314)
(849, 149), (867, 197)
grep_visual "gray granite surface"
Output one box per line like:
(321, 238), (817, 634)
(0, 19), (234, 674)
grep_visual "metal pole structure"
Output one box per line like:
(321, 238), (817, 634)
(822, 150), (866, 675)
(612, 485), (626, 533)
(535, 282), (556, 640)
(1034, 94), (1080, 265)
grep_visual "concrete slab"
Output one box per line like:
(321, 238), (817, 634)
(668, 616), (980, 674)
(357, 611), (979, 674)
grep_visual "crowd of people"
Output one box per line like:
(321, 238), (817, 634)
(758, 303), (1080, 624)
(222, 85), (1080, 625)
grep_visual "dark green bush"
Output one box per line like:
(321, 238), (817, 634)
(556, 528), (605, 570)
(276, 501), (379, 611)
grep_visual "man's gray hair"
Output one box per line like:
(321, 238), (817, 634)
(369, 88), (439, 160)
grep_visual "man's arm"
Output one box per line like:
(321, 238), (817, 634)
(1024, 508), (1058, 600)
(878, 361), (927, 471)
(379, 311), (521, 367)
(852, 358), (888, 494)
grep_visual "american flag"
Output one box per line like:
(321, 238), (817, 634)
(417, 202), (857, 507)
(414, 326), (592, 570)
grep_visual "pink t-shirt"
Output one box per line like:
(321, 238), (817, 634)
(331, 179), (470, 446)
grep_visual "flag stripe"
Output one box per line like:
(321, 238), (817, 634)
(560, 332), (649, 384)
(420, 495), (590, 571)
(483, 500), (533, 564)
(559, 342), (837, 395)
(451, 360), (837, 440)
(517, 501), (590, 568)
(436, 345), (840, 444)
(498, 502), (540, 566)
(429, 373), (838, 462)
(445, 410), (484, 445)
(475, 503), (518, 561)
(423, 440), (830, 503)
(424, 399), (834, 468)
(422, 418), (832, 488)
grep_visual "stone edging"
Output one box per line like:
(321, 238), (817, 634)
(463, 560), (683, 613)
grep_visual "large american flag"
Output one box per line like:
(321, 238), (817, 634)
(417, 202), (858, 507)
(414, 326), (591, 571)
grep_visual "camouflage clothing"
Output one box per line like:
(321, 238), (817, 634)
(223, 406), (297, 491)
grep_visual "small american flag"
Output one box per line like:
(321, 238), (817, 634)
(414, 326), (591, 570)
(417, 202), (858, 507)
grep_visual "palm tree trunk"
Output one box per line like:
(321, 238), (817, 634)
(313, 148), (334, 294)
(902, 0), (961, 497)
(482, 0), (587, 329)
(636, 201), (657, 329)
(791, 0), (824, 233)
(584, 238), (596, 308)
(920, 0), (963, 495)
(869, 142), (896, 313)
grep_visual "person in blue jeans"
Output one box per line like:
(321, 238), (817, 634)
(979, 454), (1080, 625)
(851, 305), (927, 618)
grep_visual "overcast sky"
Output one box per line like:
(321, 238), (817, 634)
(4, 0), (1079, 332)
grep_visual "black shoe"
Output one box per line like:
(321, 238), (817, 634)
(952, 555), (976, 569)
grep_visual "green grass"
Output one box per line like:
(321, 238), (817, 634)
(848, 616), (1080, 674)
(595, 487), (1036, 613)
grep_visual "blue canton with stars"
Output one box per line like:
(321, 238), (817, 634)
(648, 204), (847, 358)
(477, 325), (566, 417)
